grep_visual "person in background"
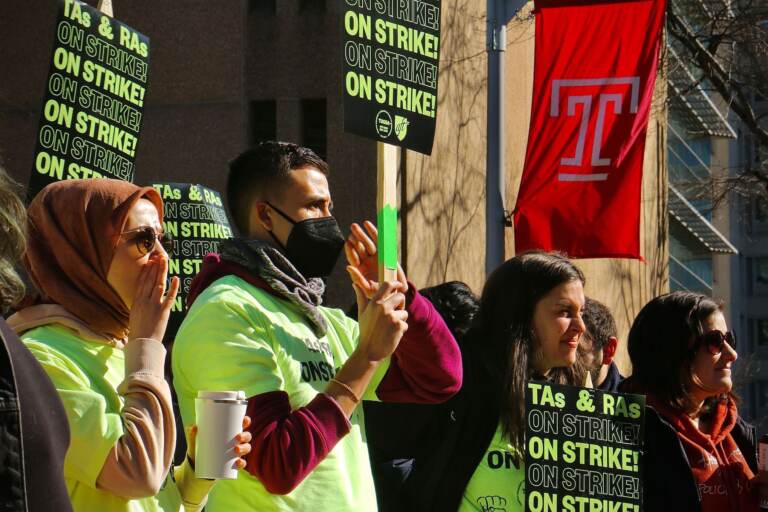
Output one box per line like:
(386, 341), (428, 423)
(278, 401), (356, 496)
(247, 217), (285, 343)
(172, 141), (462, 512)
(364, 281), (480, 512)
(580, 297), (624, 392)
(623, 291), (768, 511)
(347, 280), (478, 339)
(419, 281), (480, 342)
(8, 179), (251, 512)
(371, 252), (588, 512)
(0, 166), (72, 511)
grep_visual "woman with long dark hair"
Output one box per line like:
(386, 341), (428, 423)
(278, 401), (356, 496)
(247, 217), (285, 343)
(369, 251), (587, 511)
(623, 291), (766, 511)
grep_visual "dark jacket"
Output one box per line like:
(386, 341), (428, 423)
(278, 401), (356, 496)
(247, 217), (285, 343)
(367, 343), (500, 512)
(0, 318), (72, 512)
(642, 404), (758, 512)
(597, 362), (625, 393)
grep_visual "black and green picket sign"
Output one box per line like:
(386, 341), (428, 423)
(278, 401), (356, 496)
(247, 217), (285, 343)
(29, 0), (150, 198)
(525, 382), (645, 512)
(341, 1), (442, 281)
(341, 0), (441, 156)
(152, 183), (233, 338)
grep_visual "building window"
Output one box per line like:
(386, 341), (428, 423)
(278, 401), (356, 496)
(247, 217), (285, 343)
(301, 99), (327, 160)
(756, 200), (768, 225)
(299, 0), (326, 12)
(754, 258), (768, 295)
(668, 231), (713, 293)
(249, 100), (277, 146)
(249, 0), (276, 13)
(748, 199), (768, 235)
(668, 126), (711, 184)
(757, 319), (768, 346)
(758, 380), (768, 409)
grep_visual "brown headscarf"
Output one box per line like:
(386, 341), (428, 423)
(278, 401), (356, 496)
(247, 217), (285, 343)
(24, 179), (163, 340)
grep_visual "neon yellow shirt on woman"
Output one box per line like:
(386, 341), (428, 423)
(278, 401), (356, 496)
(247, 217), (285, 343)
(460, 424), (526, 512)
(20, 324), (185, 512)
(172, 275), (390, 512)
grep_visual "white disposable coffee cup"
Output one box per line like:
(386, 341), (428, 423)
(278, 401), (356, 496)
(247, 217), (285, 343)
(194, 390), (248, 480)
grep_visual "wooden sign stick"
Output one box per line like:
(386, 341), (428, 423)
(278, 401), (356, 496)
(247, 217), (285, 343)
(377, 142), (399, 284)
(97, 0), (113, 16)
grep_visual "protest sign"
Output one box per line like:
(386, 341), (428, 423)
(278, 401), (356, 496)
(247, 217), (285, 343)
(152, 183), (233, 337)
(525, 382), (645, 512)
(341, 0), (441, 155)
(29, 0), (150, 198)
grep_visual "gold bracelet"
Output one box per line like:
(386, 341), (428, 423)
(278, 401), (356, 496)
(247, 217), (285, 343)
(329, 378), (361, 404)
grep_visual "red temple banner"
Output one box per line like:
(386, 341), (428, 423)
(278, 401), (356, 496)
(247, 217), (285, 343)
(513, 0), (666, 258)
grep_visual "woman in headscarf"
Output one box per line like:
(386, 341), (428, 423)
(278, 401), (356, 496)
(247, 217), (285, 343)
(8, 179), (251, 512)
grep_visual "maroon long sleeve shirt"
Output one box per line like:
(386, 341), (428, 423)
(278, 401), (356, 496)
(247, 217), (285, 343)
(187, 254), (463, 494)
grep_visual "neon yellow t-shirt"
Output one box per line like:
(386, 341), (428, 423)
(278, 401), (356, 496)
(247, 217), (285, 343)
(20, 324), (183, 512)
(459, 424), (526, 512)
(172, 275), (390, 512)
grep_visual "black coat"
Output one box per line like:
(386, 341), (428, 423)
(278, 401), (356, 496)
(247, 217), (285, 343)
(366, 343), (501, 512)
(641, 404), (758, 512)
(0, 318), (72, 512)
(597, 362), (625, 393)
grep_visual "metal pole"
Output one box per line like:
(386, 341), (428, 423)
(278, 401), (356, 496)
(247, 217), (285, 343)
(486, 0), (508, 277)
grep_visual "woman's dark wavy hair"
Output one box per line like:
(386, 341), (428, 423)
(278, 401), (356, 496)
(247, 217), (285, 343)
(624, 291), (728, 414)
(0, 165), (26, 313)
(463, 251), (586, 459)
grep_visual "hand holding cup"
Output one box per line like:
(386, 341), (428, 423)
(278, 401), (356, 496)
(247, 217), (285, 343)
(194, 391), (250, 479)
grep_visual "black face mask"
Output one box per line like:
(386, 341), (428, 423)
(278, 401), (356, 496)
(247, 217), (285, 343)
(266, 202), (345, 278)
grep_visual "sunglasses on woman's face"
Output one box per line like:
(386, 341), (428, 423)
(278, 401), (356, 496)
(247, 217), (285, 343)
(697, 330), (736, 355)
(120, 226), (174, 256)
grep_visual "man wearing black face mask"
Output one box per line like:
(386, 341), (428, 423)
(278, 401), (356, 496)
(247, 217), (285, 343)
(172, 141), (463, 512)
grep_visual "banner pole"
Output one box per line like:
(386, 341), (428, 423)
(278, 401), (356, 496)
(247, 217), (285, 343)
(377, 142), (399, 284)
(485, 0), (508, 277)
(97, 0), (113, 16)
(485, 0), (527, 276)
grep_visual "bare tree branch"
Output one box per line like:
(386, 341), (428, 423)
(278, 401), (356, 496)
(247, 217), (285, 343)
(667, 1), (768, 201)
(668, 8), (768, 147)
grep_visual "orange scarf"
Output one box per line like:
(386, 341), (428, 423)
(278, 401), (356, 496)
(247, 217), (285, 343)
(24, 179), (163, 340)
(648, 394), (758, 512)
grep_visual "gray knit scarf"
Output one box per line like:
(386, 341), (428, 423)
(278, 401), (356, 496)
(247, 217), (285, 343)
(220, 238), (328, 336)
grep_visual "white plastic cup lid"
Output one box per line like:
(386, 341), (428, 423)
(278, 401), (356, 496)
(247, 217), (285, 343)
(197, 390), (246, 401)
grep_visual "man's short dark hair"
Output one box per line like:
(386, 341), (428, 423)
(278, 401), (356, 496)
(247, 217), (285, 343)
(227, 141), (329, 234)
(582, 297), (618, 351)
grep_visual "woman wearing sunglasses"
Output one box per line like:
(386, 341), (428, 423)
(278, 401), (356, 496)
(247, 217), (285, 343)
(623, 291), (766, 512)
(7, 179), (251, 512)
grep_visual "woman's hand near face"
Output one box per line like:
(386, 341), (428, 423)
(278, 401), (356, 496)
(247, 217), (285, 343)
(127, 254), (179, 341)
